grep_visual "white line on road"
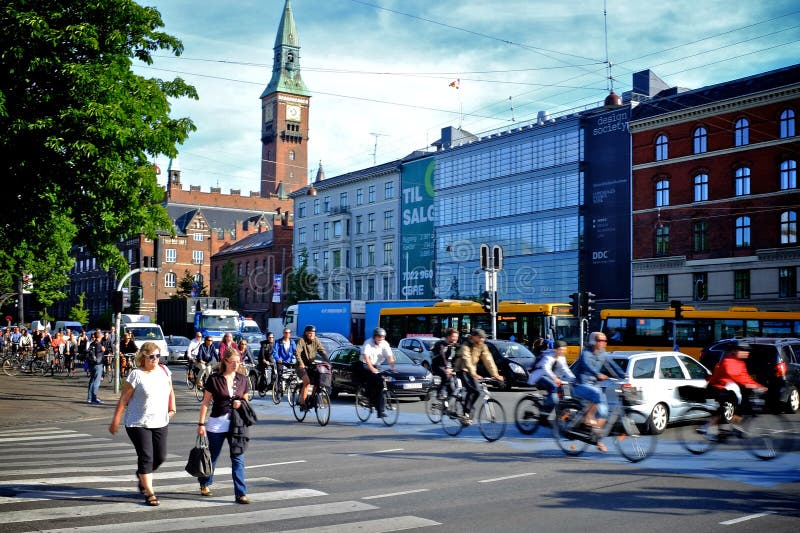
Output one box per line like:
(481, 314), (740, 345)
(0, 433), (94, 444)
(362, 489), (430, 500)
(720, 512), (775, 525)
(247, 460), (307, 468)
(347, 448), (404, 456)
(0, 452), (179, 469)
(0, 427), (73, 437)
(478, 473), (536, 483)
(0, 442), (132, 456)
(0, 460), (186, 477)
(273, 515), (441, 532)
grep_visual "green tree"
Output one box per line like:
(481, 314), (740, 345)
(285, 249), (319, 306)
(218, 260), (241, 309)
(176, 269), (208, 298)
(0, 1), (197, 304)
(68, 293), (90, 325)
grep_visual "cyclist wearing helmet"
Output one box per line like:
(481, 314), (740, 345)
(361, 327), (396, 418)
(295, 325), (328, 409)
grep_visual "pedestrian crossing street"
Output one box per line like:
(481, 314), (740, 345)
(0, 426), (440, 532)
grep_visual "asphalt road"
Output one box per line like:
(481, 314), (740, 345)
(0, 368), (798, 532)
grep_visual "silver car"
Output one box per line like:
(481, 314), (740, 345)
(397, 337), (440, 369)
(609, 351), (712, 434)
(165, 335), (191, 365)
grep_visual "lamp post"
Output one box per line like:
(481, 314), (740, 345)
(113, 267), (158, 394)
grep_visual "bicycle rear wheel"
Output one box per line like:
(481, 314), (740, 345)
(477, 398), (507, 442)
(514, 394), (543, 435)
(553, 402), (590, 456)
(614, 412), (657, 463)
(382, 390), (399, 427)
(315, 389), (331, 426)
(186, 367), (195, 389)
(2, 356), (20, 376)
(246, 372), (256, 401)
(678, 407), (719, 455)
(424, 388), (443, 424)
(441, 395), (465, 436)
(272, 377), (283, 405)
(742, 413), (791, 461)
(194, 379), (205, 402)
(354, 387), (372, 422)
(290, 383), (307, 421)
(30, 358), (46, 376)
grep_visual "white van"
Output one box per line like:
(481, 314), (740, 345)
(120, 319), (168, 361)
(54, 321), (83, 334)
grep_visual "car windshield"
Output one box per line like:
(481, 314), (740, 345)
(320, 332), (349, 344)
(127, 327), (164, 341)
(421, 339), (438, 350)
(391, 349), (416, 365)
(242, 326), (261, 333)
(613, 358), (629, 372)
(491, 341), (534, 363)
(199, 315), (240, 331)
(169, 337), (190, 346)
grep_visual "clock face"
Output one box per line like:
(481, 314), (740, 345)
(286, 105), (301, 122)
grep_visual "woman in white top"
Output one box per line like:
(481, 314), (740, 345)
(527, 340), (575, 417)
(109, 342), (176, 506)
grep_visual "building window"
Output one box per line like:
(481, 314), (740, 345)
(735, 167), (750, 196)
(354, 279), (363, 299)
(165, 249), (177, 263)
(383, 241), (393, 266)
(655, 134), (668, 161)
(693, 272), (708, 301)
(192, 250), (204, 265)
(354, 246), (362, 268)
(693, 174), (709, 202)
(165, 272), (177, 288)
(323, 222), (330, 240)
(780, 160), (797, 189)
(693, 221), (708, 252)
(382, 276), (391, 299)
(734, 118), (749, 146)
(340, 192), (348, 208)
(781, 211), (797, 244)
(367, 278), (375, 300)
(693, 127), (707, 154)
(313, 198), (320, 215)
(734, 270), (750, 300)
(779, 109), (796, 138)
(654, 275), (668, 303)
(384, 210), (394, 230)
(655, 225), (669, 256)
(368, 185), (376, 203)
(779, 267), (797, 298)
(655, 180), (669, 207)
(735, 216), (750, 247)
(355, 215), (363, 234)
(193, 233), (204, 241)
(313, 224), (319, 241)
(298, 202), (306, 218)
(312, 252), (319, 269)
(323, 196), (330, 212)
(298, 227), (306, 244)
(356, 188), (364, 205)
(322, 251), (330, 271)
(333, 220), (342, 238)
(288, 150), (295, 161)
(237, 263), (243, 276)
(385, 181), (394, 199)
(332, 250), (342, 268)
(367, 244), (375, 266)
(194, 273), (203, 285)
(368, 213), (375, 232)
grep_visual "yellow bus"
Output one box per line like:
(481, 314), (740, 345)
(601, 306), (800, 358)
(379, 300), (582, 359)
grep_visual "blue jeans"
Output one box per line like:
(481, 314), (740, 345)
(573, 383), (608, 419)
(199, 431), (247, 498)
(87, 364), (103, 401)
(537, 376), (559, 412)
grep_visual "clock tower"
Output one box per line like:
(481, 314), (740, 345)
(260, 0), (310, 198)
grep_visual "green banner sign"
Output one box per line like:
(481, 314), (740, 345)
(400, 157), (435, 299)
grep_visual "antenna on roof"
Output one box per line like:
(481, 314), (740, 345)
(602, 0), (622, 107)
(509, 96), (515, 122)
(370, 132), (388, 165)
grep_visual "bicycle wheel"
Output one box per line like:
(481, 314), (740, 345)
(354, 387), (372, 422)
(441, 395), (465, 436)
(614, 412), (657, 463)
(742, 413), (791, 461)
(552, 402), (590, 456)
(679, 407), (719, 456)
(194, 378), (205, 402)
(291, 383), (307, 422)
(424, 388), (443, 424)
(186, 367), (196, 389)
(272, 378), (283, 405)
(246, 373), (256, 401)
(477, 398), (507, 442)
(104, 367), (114, 384)
(315, 389), (331, 427)
(382, 390), (399, 427)
(30, 358), (46, 376)
(514, 394), (543, 435)
(2, 356), (20, 376)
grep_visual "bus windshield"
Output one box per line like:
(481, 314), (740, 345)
(199, 315), (240, 332)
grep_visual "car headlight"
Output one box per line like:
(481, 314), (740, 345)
(508, 362), (525, 375)
(384, 375), (395, 382)
(424, 372), (433, 380)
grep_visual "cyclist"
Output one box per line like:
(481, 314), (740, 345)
(431, 327), (461, 400)
(18, 328), (33, 355)
(195, 336), (219, 386)
(272, 329), (296, 387)
(237, 339), (255, 366)
(120, 332), (138, 376)
(455, 328), (504, 423)
(702, 340), (767, 434)
(65, 330), (78, 375)
(219, 332), (238, 357)
(527, 340), (575, 423)
(295, 325), (327, 410)
(361, 328), (396, 418)
(10, 326), (21, 354)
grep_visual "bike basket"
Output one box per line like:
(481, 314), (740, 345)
(316, 362), (332, 389)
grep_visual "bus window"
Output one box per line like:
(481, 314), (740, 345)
(554, 317), (580, 345)
(604, 317), (629, 345)
(635, 318), (668, 342)
(715, 320), (743, 339)
(745, 320), (760, 337)
(762, 320), (792, 336)
(694, 320), (716, 346)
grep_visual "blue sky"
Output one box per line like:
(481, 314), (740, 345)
(140, 0), (800, 195)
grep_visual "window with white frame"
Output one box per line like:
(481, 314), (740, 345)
(734, 118), (749, 146)
(655, 180), (669, 207)
(735, 167), (750, 196)
(693, 174), (709, 202)
(165, 272), (177, 288)
(781, 211), (797, 244)
(735, 216), (751, 248)
(165, 249), (177, 263)
(655, 134), (668, 161)
(780, 160), (797, 190)
(693, 127), (707, 154)
(193, 233), (204, 241)
(779, 109), (795, 138)
(192, 250), (204, 264)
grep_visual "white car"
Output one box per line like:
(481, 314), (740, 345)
(397, 337), (440, 369)
(608, 351), (712, 434)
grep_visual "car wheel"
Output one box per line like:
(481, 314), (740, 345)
(647, 402), (668, 435)
(721, 396), (736, 424)
(786, 386), (799, 414)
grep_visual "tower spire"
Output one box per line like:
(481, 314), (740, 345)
(261, 0), (310, 98)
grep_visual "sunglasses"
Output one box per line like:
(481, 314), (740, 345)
(147, 353), (161, 360)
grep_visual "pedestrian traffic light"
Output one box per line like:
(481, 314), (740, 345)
(481, 290), (492, 313)
(582, 291), (596, 318)
(569, 292), (581, 317)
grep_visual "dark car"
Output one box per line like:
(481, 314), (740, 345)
(291, 333), (348, 359)
(700, 338), (800, 413)
(327, 345), (433, 399)
(476, 340), (534, 390)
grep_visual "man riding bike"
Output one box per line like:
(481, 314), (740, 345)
(527, 340), (575, 423)
(431, 327), (461, 400)
(195, 336), (219, 387)
(295, 325), (328, 410)
(454, 329), (504, 424)
(272, 329), (296, 386)
(361, 328), (396, 418)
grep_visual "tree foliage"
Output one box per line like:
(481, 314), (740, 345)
(217, 260), (241, 309)
(68, 293), (89, 325)
(284, 249), (319, 306)
(176, 269), (208, 297)
(0, 0), (197, 304)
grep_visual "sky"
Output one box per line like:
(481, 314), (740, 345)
(139, 0), (800, 195)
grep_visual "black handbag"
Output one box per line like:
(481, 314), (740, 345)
(185, 435), (213, 477)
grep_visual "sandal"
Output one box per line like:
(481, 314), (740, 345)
(596, 442), (607, 453)
(145, 493), (160, 506)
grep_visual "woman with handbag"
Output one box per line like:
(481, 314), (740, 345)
(108, 342), (176, 506)
(196, 348), (250, 503)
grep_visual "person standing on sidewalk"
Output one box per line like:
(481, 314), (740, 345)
(109, 342), (176, 507)
(86, 331), (106, 404)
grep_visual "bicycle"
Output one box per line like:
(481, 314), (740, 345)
(441, 377), (507, 442)
(424, 374), (457, 424)
(242, 362), (258, 401)
(552, 381), (657, 463)
(679, 388), (792, 461)
(354, 369), (400, 427)
(289, 364), (331, 426)
(193, 361), (213, 401)
(514, 385), (557, 436)
(272, 365), (299, 405)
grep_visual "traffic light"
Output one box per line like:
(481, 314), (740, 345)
(111, 291), (124, 314)
(569, 292), (581, 317)
(481, 290), (492, 313)
(480, 244), (490, 271)
(582, 291), (596, 318)
(671, 300), (683, 319)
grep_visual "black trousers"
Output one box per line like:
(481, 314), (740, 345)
(457, 370), (480, 415)
(360, 363), (386, 414)
(126, 425), (169, 475)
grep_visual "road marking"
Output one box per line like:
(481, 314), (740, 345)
(0, 427), (72, 437)
(0, 433), (94, 444)
(38, 501), (378, 533)
(0, 442), (132, 456)
(720, 512), (775, 525)
(247, 460), (306, 468)
(274, 515), (441, 532)
(2, 488), (326, 524)
(0, 460), (187, 477)
(347, 447), (404, 456)
(0, 452), (180, 469)
(362, 488), (430, 500)
(478, 472), (536, 483)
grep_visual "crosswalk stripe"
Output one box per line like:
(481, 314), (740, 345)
(0, 427), (74, 437)
(37, 500), (379, 533)
(3, 488), (326, 524)
(0, 453), (180, 469)
(0, 433), (94, 444)
(0, 442), (131, 457)
(0, 459), (187, 477)
(274, 515), (442, 532)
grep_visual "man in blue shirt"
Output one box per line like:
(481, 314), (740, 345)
(571, 331), (624, 438)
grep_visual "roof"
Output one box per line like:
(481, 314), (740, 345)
(261, 0), (310, 98)
(166, 203), (270, 235)
(212, 230), (274, 258)
(630, 63), (800, 121)
(289, 159), (402, 197)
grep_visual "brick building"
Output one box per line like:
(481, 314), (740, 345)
(630, 64), (800, 310)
